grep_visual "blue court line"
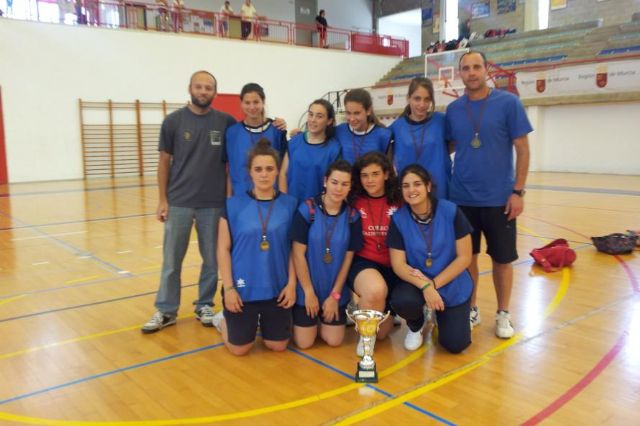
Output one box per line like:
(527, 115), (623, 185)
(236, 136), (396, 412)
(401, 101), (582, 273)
(0, 210), (131, 275)
(527, 184), (640, 197)
(287, 348), (456, 425)
(0, 212), (155, 231)
(0, 182), (157, 198)
(0, 283), (196, 324)
(0, 343), (223, 406)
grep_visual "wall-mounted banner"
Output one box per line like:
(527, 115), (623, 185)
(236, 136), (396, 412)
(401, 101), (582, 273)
(471, 1), (490, 18)
(516, 60), (640, 98)
(497, 0), (516, 14)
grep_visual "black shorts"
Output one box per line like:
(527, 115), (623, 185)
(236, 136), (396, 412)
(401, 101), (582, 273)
(292, 304), (348, 327)
(460, 206), (517, 264)
(347, 256), (398, 313)
(223, 298), (292, 346)
(347, 256), (399, 293)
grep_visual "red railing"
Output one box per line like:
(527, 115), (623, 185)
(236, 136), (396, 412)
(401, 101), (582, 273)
(20, 0), (407, 56)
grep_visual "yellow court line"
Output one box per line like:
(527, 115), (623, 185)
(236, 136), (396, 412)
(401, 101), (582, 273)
(336, 234), (573, 425)
(0, 295), (26, 307)
(0, 314), (195, 361)
(0, 226), (568, 425)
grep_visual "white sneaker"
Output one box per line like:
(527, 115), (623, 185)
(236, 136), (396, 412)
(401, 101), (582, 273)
(404, 329), (424, 351)
(356, 336), (376, 357)
(470, 306), (481, 329)
(495, 311), (514, 339)
(195, 305), (215, 327)
(211, 311), (224, 334)
(141, 311), (176, 334)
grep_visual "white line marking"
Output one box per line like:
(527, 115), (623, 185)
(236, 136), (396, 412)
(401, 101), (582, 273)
(12, 231), (87, 241)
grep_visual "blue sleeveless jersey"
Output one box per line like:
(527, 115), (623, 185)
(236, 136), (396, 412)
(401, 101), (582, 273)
(225, 191), (297, 302)
(390, 113), (451, 199)
(390, 201), (472, 306)
(293, 198), (360, 306)
(334, 123), (392, 164)
(286, 133), (341, 202)
(225, 120), (287, 195)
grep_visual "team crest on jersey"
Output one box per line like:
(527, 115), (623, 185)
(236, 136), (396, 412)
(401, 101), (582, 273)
(183, 130), (192, 141)
(359, 208), (368, 218)
(387, 206), (398, 216)
(236, 278), (246, 288)
(209, 130), (222, 146)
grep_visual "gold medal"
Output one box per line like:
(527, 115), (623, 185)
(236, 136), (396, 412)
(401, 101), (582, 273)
(471, 134), (481, 149)
(260, 236), (270, 251)
(425, 257), (433, 268)
(323, 249), (333, 264)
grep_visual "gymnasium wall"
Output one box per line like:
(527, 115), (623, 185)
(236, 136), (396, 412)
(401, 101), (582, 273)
(549, 0), (640, 28)
(527, 102), (640, 175)
(0, 18), (398, 183)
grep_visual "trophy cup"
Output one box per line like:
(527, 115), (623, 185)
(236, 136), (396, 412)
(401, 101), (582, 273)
(346, 309), (390, 383)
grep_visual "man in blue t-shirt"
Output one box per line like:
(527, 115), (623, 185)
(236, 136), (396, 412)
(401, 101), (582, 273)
(142, 70), (236, 333)
(446, 51), (532, 339)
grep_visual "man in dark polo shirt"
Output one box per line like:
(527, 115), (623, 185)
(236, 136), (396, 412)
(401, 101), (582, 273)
(142, 70), (236, 333)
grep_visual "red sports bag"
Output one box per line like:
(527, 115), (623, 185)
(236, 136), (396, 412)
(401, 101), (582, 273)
(530, 239), (577, 272)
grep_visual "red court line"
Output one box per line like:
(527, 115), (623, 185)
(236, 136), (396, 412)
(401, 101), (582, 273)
(522, 253), (638, 425)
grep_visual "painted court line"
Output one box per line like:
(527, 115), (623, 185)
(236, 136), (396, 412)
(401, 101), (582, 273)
(12, 231), (87, 241)
(0, 343), (224, 406)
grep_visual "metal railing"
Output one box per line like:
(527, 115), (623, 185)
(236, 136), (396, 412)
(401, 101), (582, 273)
(9, 0), (408, 56)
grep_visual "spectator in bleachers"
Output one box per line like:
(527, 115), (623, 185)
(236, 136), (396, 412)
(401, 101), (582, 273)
(316, 9), (328, 48)
(219, 1), (233, 37)
(85, 0), (99, 26)
(172, 0), (184, 32)
(156, 0), (170, 31)
(240, 0), (257, 40)
(459, 18), (471, 41)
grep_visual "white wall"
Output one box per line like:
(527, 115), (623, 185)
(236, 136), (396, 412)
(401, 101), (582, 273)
(377, 8), (420, 57)
(0, 18), (399, 182)
(318, 0), (373, 32)
(527, 103), (640, 175)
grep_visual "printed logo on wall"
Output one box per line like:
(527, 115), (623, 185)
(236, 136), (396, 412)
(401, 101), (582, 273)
(596, 65), (608, 88)
(536, 72), (546, 93)
(386, 88), (394, 106)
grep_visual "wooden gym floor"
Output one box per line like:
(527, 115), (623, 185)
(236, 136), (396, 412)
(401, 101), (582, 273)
(0, 172), (638, 425)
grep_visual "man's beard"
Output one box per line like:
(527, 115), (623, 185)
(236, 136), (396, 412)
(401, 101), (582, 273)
(191, 95), (213, 109)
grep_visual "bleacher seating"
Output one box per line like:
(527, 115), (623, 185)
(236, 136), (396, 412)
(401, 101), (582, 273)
(376, 19), (640, 86)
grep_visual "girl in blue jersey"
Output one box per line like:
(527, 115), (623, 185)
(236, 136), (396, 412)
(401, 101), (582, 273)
(290, 160), (363, 349)
(225, 83), (288, 195)
(214, 139), (298, 356)
(279, 99), (341, 202)
(387, 164), (473, 353)
(335, 88), (392, 164)
(390, 78), (451, 199)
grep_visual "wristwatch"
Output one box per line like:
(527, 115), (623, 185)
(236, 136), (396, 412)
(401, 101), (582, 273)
(330, 291), (341, 301)
(512, 189), (526, 197)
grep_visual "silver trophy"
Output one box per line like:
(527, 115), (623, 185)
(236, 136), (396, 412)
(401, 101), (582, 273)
(346, 309), (390, 383)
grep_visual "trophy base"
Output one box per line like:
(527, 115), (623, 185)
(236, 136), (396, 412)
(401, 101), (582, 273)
(355, 364), (378, 383)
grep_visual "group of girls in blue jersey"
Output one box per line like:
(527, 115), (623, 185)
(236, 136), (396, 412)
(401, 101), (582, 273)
(214, 78), (472, 356)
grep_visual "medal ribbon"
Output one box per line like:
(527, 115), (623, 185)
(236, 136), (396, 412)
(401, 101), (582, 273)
(463, 89), (491, 142)
(256, 195), (276, 241)
(320, 200), (343, 255)
(412, 210), (434, 267)
(410, 122), (428, 160)
(351, 131), (366, 161)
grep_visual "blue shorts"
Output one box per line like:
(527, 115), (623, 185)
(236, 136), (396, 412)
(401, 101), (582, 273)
(292, 304), (348, 327)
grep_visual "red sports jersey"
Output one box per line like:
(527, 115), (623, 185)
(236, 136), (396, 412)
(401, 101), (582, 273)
(353, 195), (400, 267)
